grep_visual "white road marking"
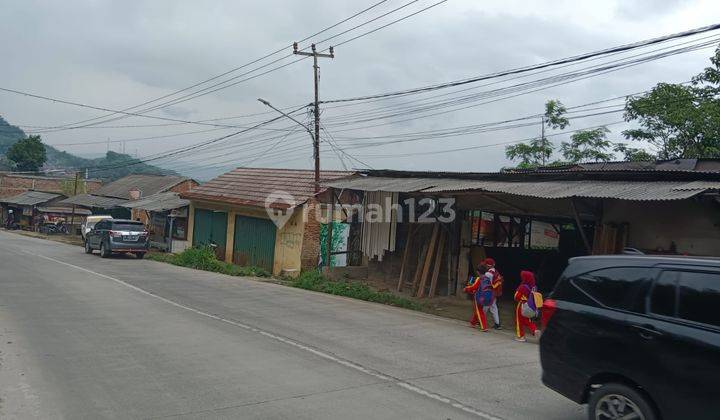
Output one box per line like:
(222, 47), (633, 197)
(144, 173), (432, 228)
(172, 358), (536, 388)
(23, 250), (503, 420)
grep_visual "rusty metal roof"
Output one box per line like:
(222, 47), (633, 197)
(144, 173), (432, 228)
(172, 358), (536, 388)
(121, 192), (189, 212)
(182, 168), (353, 209)
(93, 174), (191, 199)
(59, 193), (128, 208)
(0, 191), (62, 206)
(36, 206), (92, 215)
(324, 175), (720, 201)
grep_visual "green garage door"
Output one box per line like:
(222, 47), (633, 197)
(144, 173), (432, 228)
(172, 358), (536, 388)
(233, 215), (276, 271)
(193, 208), (228, 260)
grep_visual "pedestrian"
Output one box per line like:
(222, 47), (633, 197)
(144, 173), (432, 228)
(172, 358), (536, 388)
(484, 258), (503, 330)
(514, 270), (541, 342)
(464, 264), (495, 332)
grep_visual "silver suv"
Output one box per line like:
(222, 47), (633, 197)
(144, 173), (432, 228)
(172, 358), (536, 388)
(84, 219), (149, 259)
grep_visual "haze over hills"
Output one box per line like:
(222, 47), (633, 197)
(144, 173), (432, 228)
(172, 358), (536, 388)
(0, 115), (178, 180)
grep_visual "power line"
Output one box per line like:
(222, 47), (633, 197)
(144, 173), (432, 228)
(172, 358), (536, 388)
(30, 0), (392, 132)
(321, 22), (720, 104)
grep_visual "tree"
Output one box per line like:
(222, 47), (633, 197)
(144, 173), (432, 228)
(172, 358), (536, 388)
(544, 99), (569, 129)
(560, 127), (614, 162)
(505, 99), (567, 167)
(623, 46), (720, 159)
(613, 143), (655, 162)
(6, 135), (46, 172)
(505, 137), (554, 168)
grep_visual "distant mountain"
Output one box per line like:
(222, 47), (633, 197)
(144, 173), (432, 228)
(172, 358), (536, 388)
(0, 115), (178, 180)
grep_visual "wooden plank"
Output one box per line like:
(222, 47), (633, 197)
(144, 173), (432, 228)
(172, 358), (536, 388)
(428, 230), (446, 298)
(396, 224), (415, 292)
(416, 223), (439, 298)
(410, 242), (427, 294)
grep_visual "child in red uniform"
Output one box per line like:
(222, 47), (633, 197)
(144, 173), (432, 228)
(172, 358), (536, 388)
(514, 270), (541, 342)
(465, 265), (494, 332)
(484, 258), (503, 330)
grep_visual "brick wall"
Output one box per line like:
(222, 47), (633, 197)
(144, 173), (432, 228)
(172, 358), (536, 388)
(300, 199), (321, 270)
(169, 179), (199, 194)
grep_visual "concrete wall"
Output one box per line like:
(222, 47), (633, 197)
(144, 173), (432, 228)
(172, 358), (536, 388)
(602, 198), (720, 256)
(273, 207), (305, 277)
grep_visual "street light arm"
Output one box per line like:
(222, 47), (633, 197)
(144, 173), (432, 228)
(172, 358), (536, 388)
(257, 98), (314, 140)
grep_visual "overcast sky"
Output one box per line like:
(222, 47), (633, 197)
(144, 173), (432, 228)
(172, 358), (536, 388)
(1, 0), (719, 179)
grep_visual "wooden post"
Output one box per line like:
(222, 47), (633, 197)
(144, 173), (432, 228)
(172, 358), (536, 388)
(571, 198), (592, 254)
(428, 230), (446, 298)
(396, 224), (414, 292)
(416, 223), (439, 298)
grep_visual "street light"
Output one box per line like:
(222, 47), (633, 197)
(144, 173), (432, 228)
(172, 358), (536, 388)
(258, 98), (320, 193)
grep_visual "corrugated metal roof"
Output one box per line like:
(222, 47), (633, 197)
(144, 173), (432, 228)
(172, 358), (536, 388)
(59, 194), (128, 208)
(670, 180), (720, 191)
(506, 158), (720, 174)
(0, 191), (62, 206)
(36, 206), (92, 215)
(121, 192), (189, 212)
(183, 168), (353, 209)
(93, 174), (190, 199)
(325, 176), (716, 201)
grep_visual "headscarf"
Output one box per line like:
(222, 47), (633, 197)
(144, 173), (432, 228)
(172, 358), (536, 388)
(520, 270), (536, 289)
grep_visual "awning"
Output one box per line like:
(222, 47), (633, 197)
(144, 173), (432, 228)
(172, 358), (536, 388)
(36, 206), (92, 215)
(59, 194), (128, 208)
(0, 191), (62, 206)
(121, 192), (189, 212)
(324, 176), (720, 201)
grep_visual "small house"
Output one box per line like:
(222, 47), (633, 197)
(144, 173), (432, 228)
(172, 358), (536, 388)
(181, 168), (352, 275)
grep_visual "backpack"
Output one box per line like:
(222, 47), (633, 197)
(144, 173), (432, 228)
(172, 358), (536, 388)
(489, 268), (504, 297)
(532, 290), (544, 309)
(520, 285), (540, 318)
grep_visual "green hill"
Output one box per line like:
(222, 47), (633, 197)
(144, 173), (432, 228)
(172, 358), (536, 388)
(0, 115), (177, 180)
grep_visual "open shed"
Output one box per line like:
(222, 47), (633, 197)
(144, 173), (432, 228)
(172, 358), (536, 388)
(321, 161), (720, 298)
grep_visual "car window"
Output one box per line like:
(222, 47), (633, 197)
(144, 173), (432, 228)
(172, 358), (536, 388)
(571, 267), (652, 312)
(650, 271), (678, 317)
(112, 223), (145, 232)
(94, 221), (108, 230)
(677, 271), (720, 328)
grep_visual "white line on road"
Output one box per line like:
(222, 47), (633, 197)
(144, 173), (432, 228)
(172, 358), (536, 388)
(23, 251), (503, 420)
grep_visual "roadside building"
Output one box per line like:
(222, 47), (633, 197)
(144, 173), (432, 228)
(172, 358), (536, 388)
(0, 172), (102, 199)
(320, 159), (720, 298)
(121, 192), (191, 253)
(0, 190), (90, 230)
(60, 174), (198, 220)
(181, 168), (352, 275)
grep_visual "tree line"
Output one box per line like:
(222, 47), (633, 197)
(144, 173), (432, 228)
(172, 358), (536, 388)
(506, 46), (720, 168)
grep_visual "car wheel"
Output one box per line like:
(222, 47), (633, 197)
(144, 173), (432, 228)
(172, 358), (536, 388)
(100, 242), (110, 258)
(135, 252), (145, 259)
(588, 383), (656, 420)
(84, 240), (93, 254)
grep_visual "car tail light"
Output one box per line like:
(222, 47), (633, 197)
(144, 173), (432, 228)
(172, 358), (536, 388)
(109, 230), (122, 238)
(542, 298), (557, 326)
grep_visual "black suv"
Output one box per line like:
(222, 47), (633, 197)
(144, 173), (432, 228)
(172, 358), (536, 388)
(84, 219), (149, 259)
(540, 255), (720, 420)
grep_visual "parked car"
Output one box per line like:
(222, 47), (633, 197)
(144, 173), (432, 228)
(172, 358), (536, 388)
(81, 215), (113, 239)
(540, 255), (720, 420)
(84, 219), (149, 258)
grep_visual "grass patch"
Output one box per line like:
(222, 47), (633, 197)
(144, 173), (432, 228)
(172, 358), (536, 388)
(290, 271), (422, 310)
(147, 246), (270, 278)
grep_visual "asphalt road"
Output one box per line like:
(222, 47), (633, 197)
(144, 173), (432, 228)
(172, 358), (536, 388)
(0, 231), (584, 420)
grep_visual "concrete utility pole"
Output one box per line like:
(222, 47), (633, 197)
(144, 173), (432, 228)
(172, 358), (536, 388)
(293, 42), (334, 193)
(69, 171), (80, 235)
